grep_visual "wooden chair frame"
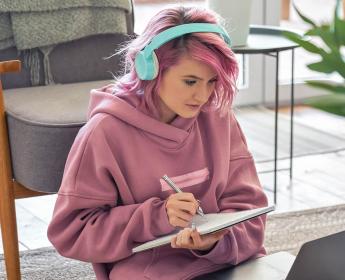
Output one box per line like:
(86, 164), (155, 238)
(0, 60), (50, 279)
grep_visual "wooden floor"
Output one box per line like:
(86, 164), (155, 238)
(0, 106), (344, 254)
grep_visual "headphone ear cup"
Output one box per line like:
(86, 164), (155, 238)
(135, 51), (147, 80)
(135, 51), (158, 80)
(151, 51), (159, 80)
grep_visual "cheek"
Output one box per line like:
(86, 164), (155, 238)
(174, 82), (186, 91)
(206, 86), (213, 95)
(172, 84), (190, 100)
(209, 84), (217, 95)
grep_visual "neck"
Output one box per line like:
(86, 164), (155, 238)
(158, 97), (177, 123)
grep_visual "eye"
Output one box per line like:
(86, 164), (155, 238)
(209, 79), (218, 84)
(184, 80), (196, 86)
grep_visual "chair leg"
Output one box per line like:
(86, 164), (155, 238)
(0, 184), (21, 280)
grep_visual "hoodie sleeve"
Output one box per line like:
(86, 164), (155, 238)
(191, 111), (268, 264)
(47, 115), (175, 263)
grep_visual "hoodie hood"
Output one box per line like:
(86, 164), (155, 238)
(87, 84), (199, 145)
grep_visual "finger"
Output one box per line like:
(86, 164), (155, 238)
(191, 229), (203, 246)
(211, 229), (229, 241)
(176, 231), (184, 247)
(173, 194), (200, 210)
(167, 203), (196, 217)
(175, 201), (198, 215)
(175, 209), (194, 222)
(171, 236), (177, 248)
(167, 208), (193, 223)
(170, 217), (190, 228)
(172, 192), (196, 202)
(181, 229), (193, 246)
(191, 229), (225, 244)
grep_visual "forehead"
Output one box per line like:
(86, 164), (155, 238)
(169, 54), (217, 78)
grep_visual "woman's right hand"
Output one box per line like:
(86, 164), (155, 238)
(165, 193), (200, 228)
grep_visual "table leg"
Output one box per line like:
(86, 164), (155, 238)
(290, 48), (295, 182)
(274, 51), (279, 204)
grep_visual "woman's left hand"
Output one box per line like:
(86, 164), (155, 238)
(171, 227), (228, 251)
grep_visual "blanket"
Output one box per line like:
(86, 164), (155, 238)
(0, 0), (132, 85)
(0, 0), (132, 50)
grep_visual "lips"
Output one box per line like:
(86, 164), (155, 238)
(186, 104), (201, 110)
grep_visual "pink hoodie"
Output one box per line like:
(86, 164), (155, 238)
(47, 84), (268, 280)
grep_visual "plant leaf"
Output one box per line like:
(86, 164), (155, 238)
(318, 51), (345, 79)
(334, 18), (345, 46)
(305, 25), (338, 51)
(306, 80), (345, 94)
(332, 0), (345, 46)
(292, 2), (316, 27)
(283, 31), (324, 54)
(304, 94), (345, 116)
(307, 61), (335, 74)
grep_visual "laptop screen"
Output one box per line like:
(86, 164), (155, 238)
(285, 230), (345, 280)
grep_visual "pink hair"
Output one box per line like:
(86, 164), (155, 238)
(113, 6), (239, 118)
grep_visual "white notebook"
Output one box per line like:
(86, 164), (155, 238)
(132, 205), (274, 253)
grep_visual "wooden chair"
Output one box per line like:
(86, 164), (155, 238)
(0, 44), (132, 280)
(0, 43), (130, 280)
(0, 3), (134, 279)
(0, 60), (47, 279)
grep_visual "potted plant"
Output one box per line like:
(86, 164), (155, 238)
(283, 0), (345, 116)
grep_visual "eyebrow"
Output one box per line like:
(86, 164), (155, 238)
(181, 75), (218, 81)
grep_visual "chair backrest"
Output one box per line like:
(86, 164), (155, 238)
(0, 1), (135, 193)
(0, 0), (135, 89)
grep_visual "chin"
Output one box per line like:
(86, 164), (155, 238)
(178, 111), (200, 119)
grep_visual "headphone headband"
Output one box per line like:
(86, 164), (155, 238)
(144, 23), (232, 56)
(135, 23), (231, 80)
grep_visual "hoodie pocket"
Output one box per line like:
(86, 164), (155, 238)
(159, 167), (210, 192)
(143, 246), (196, 280)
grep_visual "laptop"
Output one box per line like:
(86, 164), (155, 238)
(284, 230), (345, 280)
(195, 230), (345, 280)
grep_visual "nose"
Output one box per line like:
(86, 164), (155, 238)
(193, 85), (212, 104)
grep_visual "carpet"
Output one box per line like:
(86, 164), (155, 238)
(1, 203), (345, 279)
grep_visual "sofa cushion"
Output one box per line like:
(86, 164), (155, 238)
(0, 46), (45, 88)
(49, 33), (130, 85)
(4, 80), (110, 192)
(0, 33), (129, 89)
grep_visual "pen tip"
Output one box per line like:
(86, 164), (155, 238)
(198, 208), (205, 216)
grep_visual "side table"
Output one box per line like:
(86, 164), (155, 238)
(232, 25), (300, 204)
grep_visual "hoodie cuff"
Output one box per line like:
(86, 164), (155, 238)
(190, 238), (224, 259)
(190, 230), (234, 264)
(155, 199), (176, 235)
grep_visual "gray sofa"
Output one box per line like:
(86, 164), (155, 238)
(1, 3), (134, 193)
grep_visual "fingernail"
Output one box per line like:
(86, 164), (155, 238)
(191, 222), (196, 231)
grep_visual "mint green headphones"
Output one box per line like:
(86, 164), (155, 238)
(135, 23), (232, 80)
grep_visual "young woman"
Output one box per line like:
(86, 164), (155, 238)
(48, 6), (268, 280)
